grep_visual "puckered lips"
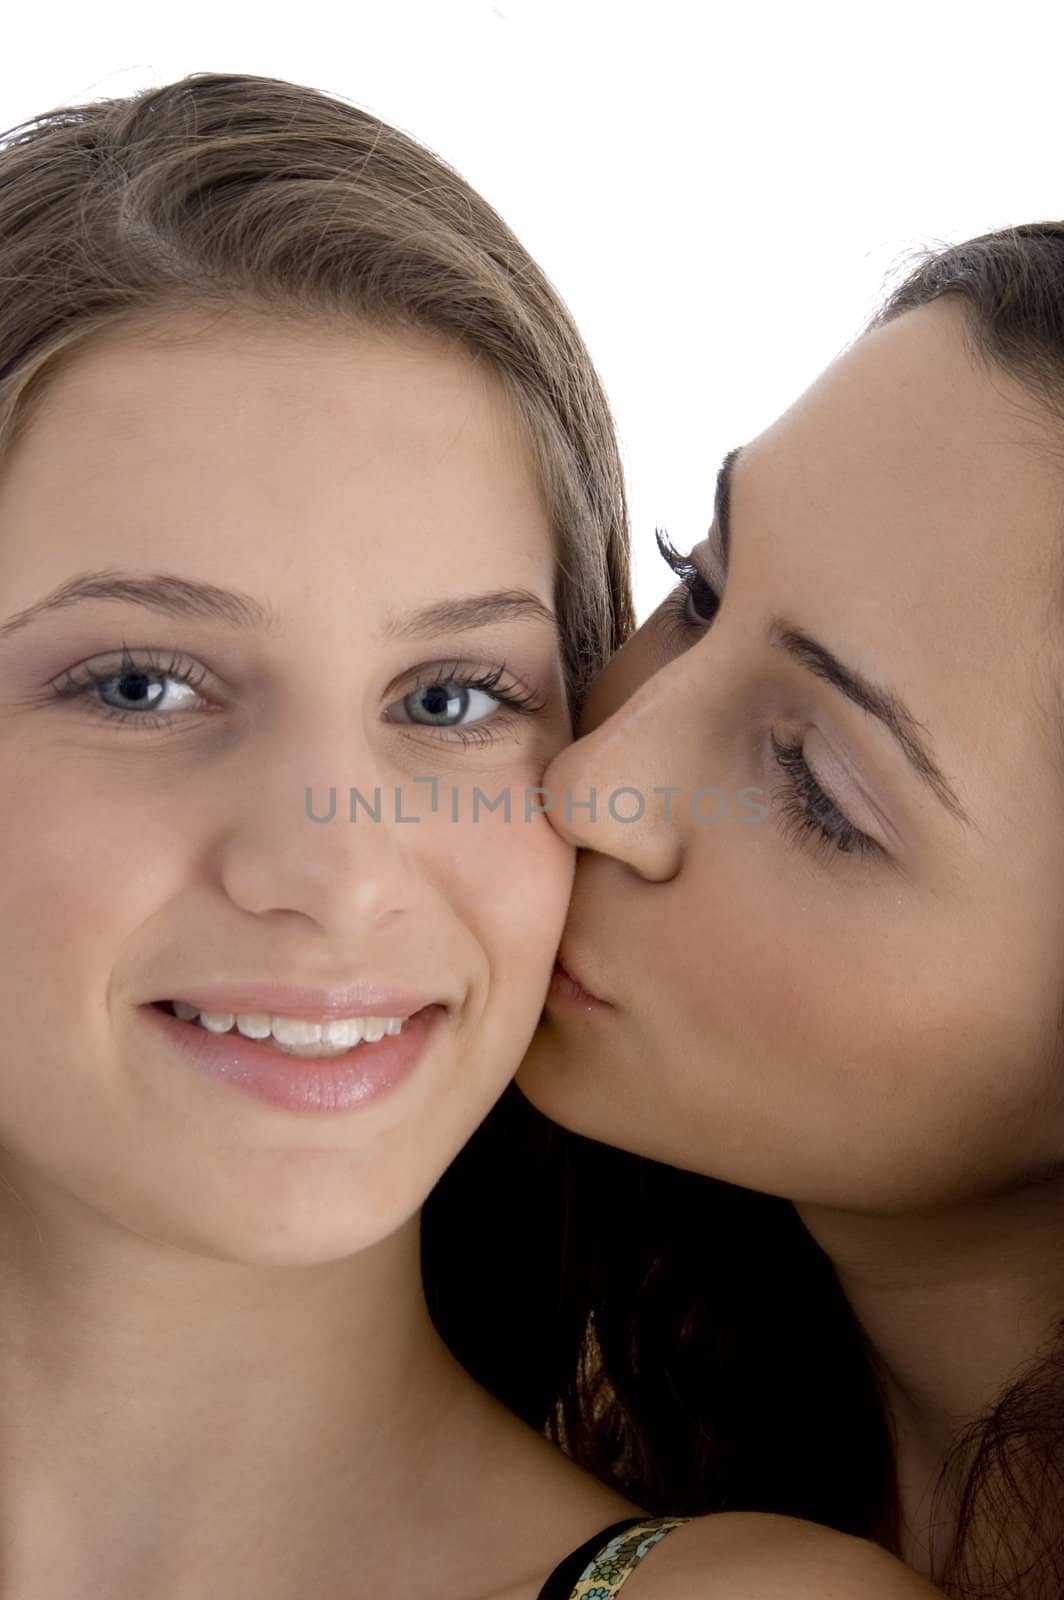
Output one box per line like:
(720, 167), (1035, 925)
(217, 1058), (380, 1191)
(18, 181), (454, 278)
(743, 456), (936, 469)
(547, 955), (608, 1009)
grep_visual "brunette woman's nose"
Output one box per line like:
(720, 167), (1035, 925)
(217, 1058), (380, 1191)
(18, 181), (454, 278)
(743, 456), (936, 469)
(543, 678), (684, 882)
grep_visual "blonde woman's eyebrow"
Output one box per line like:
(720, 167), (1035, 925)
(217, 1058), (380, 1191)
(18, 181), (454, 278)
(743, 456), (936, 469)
(384, 590), (558, 639)
(0, 572), (558, 643)
(0, 570), (281, 642)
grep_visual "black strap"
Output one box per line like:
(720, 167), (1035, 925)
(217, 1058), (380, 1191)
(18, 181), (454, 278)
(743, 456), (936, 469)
(536, 1516), (654, 1600)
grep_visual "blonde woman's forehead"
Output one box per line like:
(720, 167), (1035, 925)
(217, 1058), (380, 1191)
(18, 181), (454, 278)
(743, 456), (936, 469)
(11, 321), (534, 492)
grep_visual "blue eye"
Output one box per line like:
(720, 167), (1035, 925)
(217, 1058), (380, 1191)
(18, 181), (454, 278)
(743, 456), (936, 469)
(381, 662), (546, 742)
(48, 647), (212, 730)
(96, 667), (199, 715)
(393, 681), (503, 727)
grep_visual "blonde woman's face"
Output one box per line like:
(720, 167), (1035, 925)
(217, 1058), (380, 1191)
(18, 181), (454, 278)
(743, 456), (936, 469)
(0, 312), (572, 1262)
(519, 300), (1064, 1214)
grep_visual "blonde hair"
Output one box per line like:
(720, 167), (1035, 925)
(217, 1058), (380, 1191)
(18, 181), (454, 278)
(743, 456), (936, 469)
(0, 70), (634, 702)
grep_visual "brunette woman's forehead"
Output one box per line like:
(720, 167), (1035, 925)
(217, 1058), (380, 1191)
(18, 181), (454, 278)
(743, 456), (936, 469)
(742, 302), (1064, 617)
(714, 303), (1064, 818)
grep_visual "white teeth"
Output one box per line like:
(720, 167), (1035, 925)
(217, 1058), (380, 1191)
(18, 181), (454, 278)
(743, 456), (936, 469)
(234, 1012), (271, 1040)
(270, 1017), (322, 1046)
(167, 1002), (408, 1056)
(322, 1017), (364, 1047)
(199, 1010), (234, 1033)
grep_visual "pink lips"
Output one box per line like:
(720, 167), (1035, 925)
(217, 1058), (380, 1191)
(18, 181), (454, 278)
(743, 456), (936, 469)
(548, 957), (607, 1009)
(143, 999), (444, 1113)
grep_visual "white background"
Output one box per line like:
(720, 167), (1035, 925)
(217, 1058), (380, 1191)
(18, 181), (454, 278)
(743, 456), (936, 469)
(4, 0), (1064, 618)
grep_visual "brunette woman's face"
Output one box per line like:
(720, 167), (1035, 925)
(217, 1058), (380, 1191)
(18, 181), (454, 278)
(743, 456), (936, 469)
(0, 311), (573, 1263)
(518, 300), (1064, 1213)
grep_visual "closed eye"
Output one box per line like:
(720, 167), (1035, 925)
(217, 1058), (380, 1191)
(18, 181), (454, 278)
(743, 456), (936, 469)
(769, 731), (878, 859)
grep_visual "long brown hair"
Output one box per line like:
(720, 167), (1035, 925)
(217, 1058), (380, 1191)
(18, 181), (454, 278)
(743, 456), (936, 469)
(427, 227), (1064, 1600)
(0, 69), (634, 705)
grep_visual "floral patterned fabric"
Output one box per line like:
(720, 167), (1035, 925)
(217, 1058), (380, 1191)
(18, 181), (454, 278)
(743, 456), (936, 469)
(561, 1516), (689, 1598)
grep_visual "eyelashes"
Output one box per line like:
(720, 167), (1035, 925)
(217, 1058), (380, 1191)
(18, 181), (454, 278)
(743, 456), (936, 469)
(655, 528), (721, 631)
(46, 645), (547, 746)
(654, 529), (877, 861)
(769, 732), (877, 859)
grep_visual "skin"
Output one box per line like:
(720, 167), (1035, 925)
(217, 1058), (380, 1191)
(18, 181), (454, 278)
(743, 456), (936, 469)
(0, 304), (940, 1600)
(518, 298), (1064, 1580)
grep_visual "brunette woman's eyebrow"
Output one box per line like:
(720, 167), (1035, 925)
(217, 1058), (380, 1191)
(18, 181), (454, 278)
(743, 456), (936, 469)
(718, 446), (970, 827)
(714, 447), (740, 573)
(0, 575), (558, 644)
(768, 618), (970, 824)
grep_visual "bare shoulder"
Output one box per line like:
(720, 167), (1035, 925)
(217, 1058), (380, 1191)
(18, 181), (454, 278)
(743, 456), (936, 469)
(625, 1513), (941, 1598)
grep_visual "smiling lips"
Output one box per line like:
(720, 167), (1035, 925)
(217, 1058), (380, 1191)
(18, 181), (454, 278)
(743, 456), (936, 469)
(161, 1001), (410, 1058)
(147, 993), (442, 1113)
(147, 980), (446, 1061)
